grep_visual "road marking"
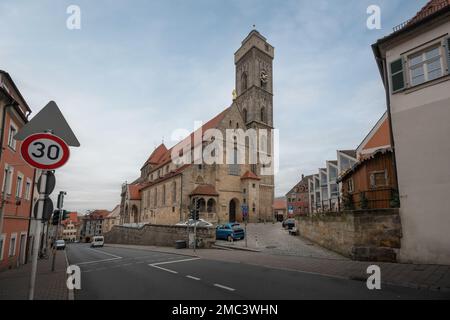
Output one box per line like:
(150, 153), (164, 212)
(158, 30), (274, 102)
(186, 275), (201, 281)
(149, 257), (200, 274)
(76, 248), (123, 266)
(214, 284), (235, 292)
(151, 265), (178, 274)
(151, 257), (200, 266)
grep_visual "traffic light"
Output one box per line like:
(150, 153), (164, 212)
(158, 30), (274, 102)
(51, 210), (61, 225)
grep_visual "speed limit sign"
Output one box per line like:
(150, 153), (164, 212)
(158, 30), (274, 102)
(20, 133), (70, 170)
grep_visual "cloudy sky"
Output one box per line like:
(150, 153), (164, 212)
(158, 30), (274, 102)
(0, 0), (428, 212)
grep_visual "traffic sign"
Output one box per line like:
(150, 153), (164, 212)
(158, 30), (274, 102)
(20, 133), (70, 170)
(14, 101), (80, 147)
(37, 171), (56, 195)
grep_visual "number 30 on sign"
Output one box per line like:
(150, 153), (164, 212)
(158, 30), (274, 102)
(20, 133), (70, 170)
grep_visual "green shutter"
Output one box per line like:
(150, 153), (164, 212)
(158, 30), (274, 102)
(390, 58), (405, 92)
(445, 37), (450, 74)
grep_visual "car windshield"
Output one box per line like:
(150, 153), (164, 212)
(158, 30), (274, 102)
(231, 224), (241, 230)
(56, 240), (64, 244)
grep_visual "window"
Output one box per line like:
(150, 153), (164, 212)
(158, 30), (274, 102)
(348, 179), (354, 193)
(9, 233), (17, 257)
(408, 46), (443, 86)
(243, 109), (248, 123)
(2, 165), (14, 195)
(172, 182), (177, 204)
(7, 122), (17, 150)
(0, 234), (5, 261)
(370, 171), (388, 188)
(260, 107), (265, 122)
(15, 174), (23, 198)
(162, 185), (166, 205)
(241, 72), (248, 91)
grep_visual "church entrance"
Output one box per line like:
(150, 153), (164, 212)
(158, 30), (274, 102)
(229, 199), (238, 222)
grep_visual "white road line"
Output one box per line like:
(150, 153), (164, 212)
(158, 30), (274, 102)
(214, 284), (236, 292)
(88, 248), (122, 259)
(186, 275), (201, 281)
(76, 248), (123, 266)
(151, 265), (178, 274)
(151, 257), (200, 266)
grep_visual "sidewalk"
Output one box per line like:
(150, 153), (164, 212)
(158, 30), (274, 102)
(107, 243), (450, 293)
(0, 250), (69, 300)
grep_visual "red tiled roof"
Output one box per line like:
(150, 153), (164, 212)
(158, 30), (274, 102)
(272, 198), (287, 210)
(240, 170), (261, 180)
(142, 107), (230, 171)
(145, 144), (168, 165)
(190, 184), (219, 196)
(128, 184), (142, 200)
(86, 210), (110, 219)
(408, 0), (449, 25)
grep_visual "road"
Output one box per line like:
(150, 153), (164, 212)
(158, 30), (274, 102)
(66, 243), (450, 300)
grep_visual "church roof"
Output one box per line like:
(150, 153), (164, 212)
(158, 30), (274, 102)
(190, 184), (219, 196)
(145, 144), (168, 165)
(241, 170), (261, 180)
(142, 107), (231, 171)
(128, 184), (142, 200)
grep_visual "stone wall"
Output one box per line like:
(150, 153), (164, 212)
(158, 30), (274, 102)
(297, 209), (402, 262)
(104, 223), (216, 248)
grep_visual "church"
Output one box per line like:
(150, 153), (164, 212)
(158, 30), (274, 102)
(119, 30), (275, 225)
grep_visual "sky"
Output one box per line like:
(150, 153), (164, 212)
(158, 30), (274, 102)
(0, 0), (428, 213)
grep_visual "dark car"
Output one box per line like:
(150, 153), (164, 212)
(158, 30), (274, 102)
(216, 223), (245, 241)
(282, 218), (296, 230)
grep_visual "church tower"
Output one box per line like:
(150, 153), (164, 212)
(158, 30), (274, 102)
(234, 30), (274, 129)
(234, 30), (275, 221)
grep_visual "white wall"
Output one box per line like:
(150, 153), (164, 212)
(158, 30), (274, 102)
(386, 19), (450, 265)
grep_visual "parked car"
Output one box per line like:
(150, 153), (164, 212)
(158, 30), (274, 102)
(282, 218), (296, 230)
(216, 223), (245, 241)
(176, 219), (213, 227)
(91, 236), (105, 248)
(55, 239), (66, 250)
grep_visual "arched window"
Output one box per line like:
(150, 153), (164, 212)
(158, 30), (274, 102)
(207, 199), (216, 213)
(162, 185), (166, 205)
(243, 109), (247, 123)
(154, 188), (158, 207)
(172, 181), (176, 204)
(241, 72), (248, 91)
(260, 107), (266, 122)
(198, 198), (206, 212)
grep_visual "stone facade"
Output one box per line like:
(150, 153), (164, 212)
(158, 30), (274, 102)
(297, 209), (402, 262)
(119, 30), (275, 226)
(104, 224), (216, 248)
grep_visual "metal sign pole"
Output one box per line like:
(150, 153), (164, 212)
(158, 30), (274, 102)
(28, 170), (48, 300)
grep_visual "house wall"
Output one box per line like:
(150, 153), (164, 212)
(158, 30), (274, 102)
(385, 18), (450, 264)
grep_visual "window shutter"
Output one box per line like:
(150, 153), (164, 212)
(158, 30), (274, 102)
(445, 37), (450, 74)
(390, 58), (405, 92)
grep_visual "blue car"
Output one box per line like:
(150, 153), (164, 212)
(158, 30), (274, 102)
(216, 223), (245, 241)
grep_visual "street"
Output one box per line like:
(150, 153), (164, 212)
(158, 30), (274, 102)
(66, 243), (450, 300)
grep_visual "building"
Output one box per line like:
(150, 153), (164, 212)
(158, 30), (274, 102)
(80, 210), (110, 242)
(285, 174), (312, 216)
(104, 205), (120, 233)
(372, 0), (450, 264)
(356, 112), (391, 160)
(338, 148), (398, 210)
(272, 197), (287, 221)
(0, 70), (36, 271)
(61, 212), (80, 242)
(120, 30), (275, 225)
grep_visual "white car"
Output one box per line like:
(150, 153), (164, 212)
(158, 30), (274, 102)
(176, 219), (213, 227)
(55, 239), (66, 250)
(91, 236), (105, 248)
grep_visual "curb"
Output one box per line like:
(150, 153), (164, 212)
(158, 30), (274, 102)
(104, 243), (200, 258)
(212, 244), (261, 252)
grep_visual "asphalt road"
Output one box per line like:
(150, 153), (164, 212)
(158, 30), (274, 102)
(66, 243), (450, 300)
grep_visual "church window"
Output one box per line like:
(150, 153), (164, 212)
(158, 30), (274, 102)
(172, 182), (177, 203)
(162, 185), (166, 205)
(243, 109), (248, 123)
(241, 72), (248, 91)
(260, 107), (266, 122)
